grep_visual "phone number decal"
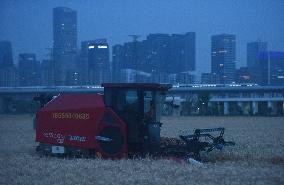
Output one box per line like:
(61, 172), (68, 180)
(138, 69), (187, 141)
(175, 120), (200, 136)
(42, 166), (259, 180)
(52, 112), (90, 120)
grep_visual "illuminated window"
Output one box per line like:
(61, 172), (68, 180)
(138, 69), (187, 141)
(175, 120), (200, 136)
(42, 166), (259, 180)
(88, 46), (95, 49)
(98, 45), (108, 49)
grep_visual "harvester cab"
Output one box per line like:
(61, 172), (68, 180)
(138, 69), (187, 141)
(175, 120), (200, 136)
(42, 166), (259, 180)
(102, 83), (172, 155)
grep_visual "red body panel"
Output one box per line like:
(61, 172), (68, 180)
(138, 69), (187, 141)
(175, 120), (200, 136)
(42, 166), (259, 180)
(36, 94), (127, 158)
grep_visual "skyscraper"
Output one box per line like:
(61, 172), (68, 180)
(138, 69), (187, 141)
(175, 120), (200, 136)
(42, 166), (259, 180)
(0, 41), (16, 87)
(18, 53), (40, 86)
(41, 59), (54, 86)
(258, 51), (284, 85)
(269, 52), (284, 85)
(53, 7), (77, 86)
(246, 41), (268, 84)
(0, 41), (13, 68)
(80, 40), (96, 85)
(247, 41), (268, 68)
(146, 33), (171, 82)
(170, 32), (195, 72)
(211, 34), (236, 84)
(88, 39), (110, 85)
(112, 44), (125, 82)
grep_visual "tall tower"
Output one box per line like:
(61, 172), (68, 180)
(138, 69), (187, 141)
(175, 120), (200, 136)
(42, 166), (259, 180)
(0, 41), (16, 87)
(246, 41), (268, 85)
(112, 44), (125, 82)
(18, 53), (40, 86)
(0, 41), (13, 68)
(247, 41), (268, 67)
(257, 51), (284, 85)
(184, 32), (196, 72)
(211, 34), (236, 84)
(170, 32), (195, 73)
(53, 7), (77, 86)
(80, 40), (96, 85)
(146, 33), (171, 83)
(88, 39), (110, 85)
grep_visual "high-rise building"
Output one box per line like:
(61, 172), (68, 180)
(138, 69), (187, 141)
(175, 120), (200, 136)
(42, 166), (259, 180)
(144, 32), (196, 83)
(170, 32), (196, 84)
(170, 32), (195, 72)
(41, 59), (54, 86)
(88, 39), (110, 85)
(211, 34), (236, 84)
(246, 41), (268, 84)
(247, 41), (268, 68)
(53, 7), (77, 86)
(258, 51), (284, 85)
(0, 41), (16, 87)
(18, 53), (40, 86)
(112, 44), (125, 82)
(80, 40), (96, 85)
(145, 33), (170, 82)
(269, 52), (284, 85)
(112, 40), (144, 83)
(0, 67), (17, 87)
(118, 40), (146, 83)
(0, 41), (13, 68)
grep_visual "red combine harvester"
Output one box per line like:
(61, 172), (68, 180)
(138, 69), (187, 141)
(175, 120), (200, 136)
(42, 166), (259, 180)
(35, 83), (234, 160)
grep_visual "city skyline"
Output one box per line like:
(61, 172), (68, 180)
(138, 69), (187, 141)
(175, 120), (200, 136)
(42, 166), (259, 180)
(1, 0), (284, 75)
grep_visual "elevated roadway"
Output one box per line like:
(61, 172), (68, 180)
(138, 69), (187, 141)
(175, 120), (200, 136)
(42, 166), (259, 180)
(0, 84), (283, 115)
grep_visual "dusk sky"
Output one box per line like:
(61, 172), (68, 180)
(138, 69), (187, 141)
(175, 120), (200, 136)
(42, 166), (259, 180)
(1, 0), (284, 74)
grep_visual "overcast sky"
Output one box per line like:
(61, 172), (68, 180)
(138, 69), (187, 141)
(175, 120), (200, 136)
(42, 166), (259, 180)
(1, 0), (283, 74)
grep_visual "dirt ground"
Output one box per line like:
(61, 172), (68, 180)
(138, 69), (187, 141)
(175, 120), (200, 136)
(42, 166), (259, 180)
(0, 115), (283, 185)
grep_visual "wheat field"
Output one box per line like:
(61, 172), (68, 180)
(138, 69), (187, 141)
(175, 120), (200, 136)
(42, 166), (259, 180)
(0, 115), (283, 185)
